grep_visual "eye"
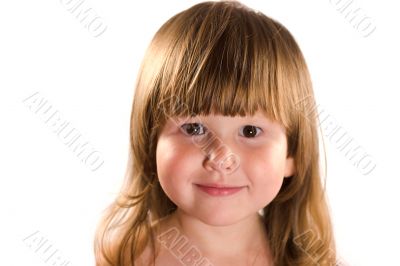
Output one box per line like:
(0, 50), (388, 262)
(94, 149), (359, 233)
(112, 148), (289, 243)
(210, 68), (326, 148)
(240, 125), (263, 138)
(180, 123), (206, 136)
(180, 123), (263, 138)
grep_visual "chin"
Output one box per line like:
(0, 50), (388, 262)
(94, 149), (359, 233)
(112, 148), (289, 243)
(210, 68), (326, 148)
(195, 210), (250, 227)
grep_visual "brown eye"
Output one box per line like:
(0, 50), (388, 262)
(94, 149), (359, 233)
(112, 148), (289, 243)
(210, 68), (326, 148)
(240, 125), (262, 138)
(181, 123), (206, 136)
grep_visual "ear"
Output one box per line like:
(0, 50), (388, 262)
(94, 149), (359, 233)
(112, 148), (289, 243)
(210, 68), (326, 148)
(284, 156), (296, 178)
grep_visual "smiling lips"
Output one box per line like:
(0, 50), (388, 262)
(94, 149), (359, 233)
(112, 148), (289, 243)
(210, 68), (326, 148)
(195, 183), (246, 196)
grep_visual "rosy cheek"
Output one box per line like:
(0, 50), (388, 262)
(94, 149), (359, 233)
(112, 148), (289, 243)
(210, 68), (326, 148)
(157, 142), (191, 177)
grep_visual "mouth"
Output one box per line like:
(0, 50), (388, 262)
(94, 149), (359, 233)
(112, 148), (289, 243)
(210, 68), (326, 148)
(194, 183), (246, 196)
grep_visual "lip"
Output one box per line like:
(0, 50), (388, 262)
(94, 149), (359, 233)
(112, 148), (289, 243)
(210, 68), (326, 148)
(194, 183), (246, 196)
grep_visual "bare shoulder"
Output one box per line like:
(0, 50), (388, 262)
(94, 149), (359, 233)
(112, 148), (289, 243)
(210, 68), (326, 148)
(133, 244), (153, 265)
(132, 238), (178, 266)
(135, 215), (182, 265)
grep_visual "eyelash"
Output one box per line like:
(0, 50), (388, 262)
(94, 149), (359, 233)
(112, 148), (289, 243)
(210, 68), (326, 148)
(180, 123), (263, 138)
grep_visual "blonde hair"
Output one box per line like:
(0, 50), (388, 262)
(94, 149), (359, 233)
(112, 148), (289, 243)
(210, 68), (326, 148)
(94, 1), (336, 265)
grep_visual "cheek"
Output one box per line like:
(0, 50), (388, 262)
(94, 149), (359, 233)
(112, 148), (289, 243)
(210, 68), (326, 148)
(254, 171), (285, 204)
(156, 138), (197, 196)
(242, 146), (287, 202)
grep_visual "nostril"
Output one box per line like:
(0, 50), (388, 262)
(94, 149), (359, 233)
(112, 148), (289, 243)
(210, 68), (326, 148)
(203, 151), (240, 174)
(220, 153), (241, 174)
(203, 156), (219, 171)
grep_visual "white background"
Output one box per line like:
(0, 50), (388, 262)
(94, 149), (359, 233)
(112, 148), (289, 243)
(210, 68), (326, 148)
(1, 0), (399, 265)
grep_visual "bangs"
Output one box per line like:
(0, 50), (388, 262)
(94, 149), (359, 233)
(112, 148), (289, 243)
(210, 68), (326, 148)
(146, 1), (303, 130)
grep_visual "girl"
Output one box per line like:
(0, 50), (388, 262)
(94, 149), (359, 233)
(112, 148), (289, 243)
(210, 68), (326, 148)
(94, 1), (337, 265)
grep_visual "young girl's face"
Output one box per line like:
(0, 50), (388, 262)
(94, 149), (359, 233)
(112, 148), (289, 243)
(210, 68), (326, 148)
(156, 110), (295, 225)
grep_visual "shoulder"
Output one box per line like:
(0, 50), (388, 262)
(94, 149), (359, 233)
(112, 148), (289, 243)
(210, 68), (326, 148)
(135, 216), (181, 265)
(133, 245), (153, 265)
(133, 242), (178, 266)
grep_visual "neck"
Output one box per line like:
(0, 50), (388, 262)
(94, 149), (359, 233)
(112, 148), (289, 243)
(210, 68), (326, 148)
(158, 208), (272, 263)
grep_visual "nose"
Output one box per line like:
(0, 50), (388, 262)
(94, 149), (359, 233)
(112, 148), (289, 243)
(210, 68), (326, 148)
(202, 142), (240, 175)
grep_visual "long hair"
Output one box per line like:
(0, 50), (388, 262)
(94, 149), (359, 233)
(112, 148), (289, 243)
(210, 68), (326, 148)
(94, 1), (336, 265)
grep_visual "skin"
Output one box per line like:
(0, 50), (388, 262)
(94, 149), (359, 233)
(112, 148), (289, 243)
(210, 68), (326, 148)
(150, 110), (295, 265)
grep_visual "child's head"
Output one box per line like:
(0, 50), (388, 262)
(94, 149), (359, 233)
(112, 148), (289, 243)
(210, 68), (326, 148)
(95, 1), (336, 265)
(156, 111), (295, 227)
